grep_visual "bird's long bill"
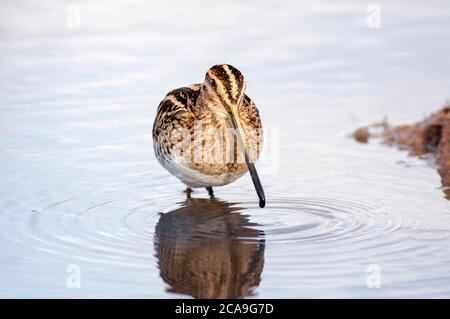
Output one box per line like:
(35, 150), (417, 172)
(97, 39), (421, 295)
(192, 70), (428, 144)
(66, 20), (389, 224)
(229, 106), (266, 208)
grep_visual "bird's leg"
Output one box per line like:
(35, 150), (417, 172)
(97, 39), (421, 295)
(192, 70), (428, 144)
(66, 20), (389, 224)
(184, 187), (193, 198)
(206, 186), (214, 197)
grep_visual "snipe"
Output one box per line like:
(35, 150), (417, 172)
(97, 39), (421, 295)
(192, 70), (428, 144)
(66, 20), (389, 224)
(153, 64), (265, 207)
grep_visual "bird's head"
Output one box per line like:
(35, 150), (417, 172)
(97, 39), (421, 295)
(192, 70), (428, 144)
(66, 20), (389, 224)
(202, 64), (246, 115)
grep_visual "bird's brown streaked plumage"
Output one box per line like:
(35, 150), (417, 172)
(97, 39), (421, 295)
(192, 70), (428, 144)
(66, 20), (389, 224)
(152, 64), (265, 207)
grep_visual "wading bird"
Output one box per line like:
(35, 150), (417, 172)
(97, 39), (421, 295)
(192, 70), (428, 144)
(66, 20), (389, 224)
(153, 64), (265, 208)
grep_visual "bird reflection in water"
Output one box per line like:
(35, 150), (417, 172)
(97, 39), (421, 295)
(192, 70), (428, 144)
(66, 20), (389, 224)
(154, 197), (265, 299)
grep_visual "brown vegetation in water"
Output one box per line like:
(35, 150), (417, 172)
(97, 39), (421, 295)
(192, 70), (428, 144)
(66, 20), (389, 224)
(353, 106), (450, 199)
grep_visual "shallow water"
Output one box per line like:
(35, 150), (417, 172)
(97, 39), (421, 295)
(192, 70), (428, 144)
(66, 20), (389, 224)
(1, 0), (450, 298)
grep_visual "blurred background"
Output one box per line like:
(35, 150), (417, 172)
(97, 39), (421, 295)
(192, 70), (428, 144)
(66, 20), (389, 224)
(1, 0), (450, 298)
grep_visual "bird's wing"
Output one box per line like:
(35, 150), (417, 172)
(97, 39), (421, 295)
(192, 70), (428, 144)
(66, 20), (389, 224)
(240, 95), (263, 155)
(241, 95), (262, 130)
(153, 84), (201, 159)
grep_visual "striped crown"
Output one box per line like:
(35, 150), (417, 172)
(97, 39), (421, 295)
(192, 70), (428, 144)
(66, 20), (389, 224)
(205, 64), (246, 104)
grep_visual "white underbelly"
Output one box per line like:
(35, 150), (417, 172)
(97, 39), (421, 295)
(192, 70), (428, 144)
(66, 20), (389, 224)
(160, 155), (247, 188)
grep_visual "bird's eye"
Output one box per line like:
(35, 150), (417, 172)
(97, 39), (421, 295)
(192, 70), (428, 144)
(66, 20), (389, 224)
(210, 79), (216, 88)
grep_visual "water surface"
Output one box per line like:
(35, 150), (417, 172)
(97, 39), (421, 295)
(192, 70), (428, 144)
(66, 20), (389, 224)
(1, 0), (450, 298)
